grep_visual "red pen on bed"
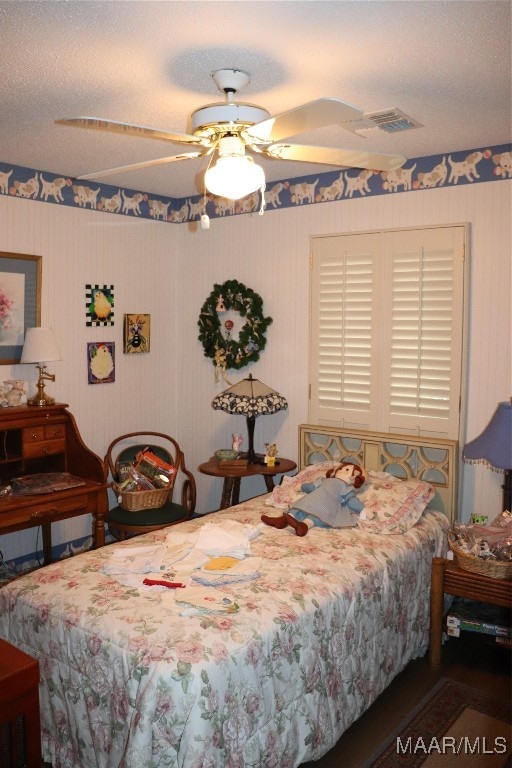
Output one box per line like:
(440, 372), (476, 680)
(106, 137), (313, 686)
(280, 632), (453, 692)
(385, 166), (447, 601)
(143, 578), (185, 588)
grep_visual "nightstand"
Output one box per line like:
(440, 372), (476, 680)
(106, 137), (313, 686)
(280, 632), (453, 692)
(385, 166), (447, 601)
(428, 557), (512, 666)
(0, 639), (41, 767)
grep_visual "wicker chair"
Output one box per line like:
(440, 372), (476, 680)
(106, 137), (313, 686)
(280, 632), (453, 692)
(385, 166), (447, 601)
(105, 431), (196, 541)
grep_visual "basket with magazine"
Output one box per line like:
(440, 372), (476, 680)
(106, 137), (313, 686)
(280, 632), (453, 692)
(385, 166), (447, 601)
(112, 448), (178, 512)
(448, 514), (512, 580)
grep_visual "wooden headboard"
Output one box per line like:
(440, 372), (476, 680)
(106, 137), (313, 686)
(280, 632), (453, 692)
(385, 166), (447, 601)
(299, 424), (458, 524)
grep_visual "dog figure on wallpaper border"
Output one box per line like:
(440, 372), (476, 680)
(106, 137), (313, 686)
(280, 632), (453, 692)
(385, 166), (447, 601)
(261, 461), (371, 536)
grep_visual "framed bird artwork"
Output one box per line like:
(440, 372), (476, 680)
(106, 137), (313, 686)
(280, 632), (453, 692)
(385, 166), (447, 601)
(87, 342), (115, 384)
(86, 284), (114, 326)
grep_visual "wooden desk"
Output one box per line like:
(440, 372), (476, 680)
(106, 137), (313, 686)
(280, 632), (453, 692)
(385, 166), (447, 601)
(0, 404), (108, 564)
(0, 638), (41, 767)
(429, 556), (512, 666)
(198, 456), (297, 510)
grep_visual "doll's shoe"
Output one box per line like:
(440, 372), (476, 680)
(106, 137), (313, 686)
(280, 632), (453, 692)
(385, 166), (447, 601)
(284, 513), (308, 536)
(261, 513), (288, 529)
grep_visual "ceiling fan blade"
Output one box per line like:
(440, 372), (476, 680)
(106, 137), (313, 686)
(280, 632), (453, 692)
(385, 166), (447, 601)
(78, 152), (205, 181)
(265, 143), (406, 172)
(243, 98), (363, 143)
(56, 117), (209, 147)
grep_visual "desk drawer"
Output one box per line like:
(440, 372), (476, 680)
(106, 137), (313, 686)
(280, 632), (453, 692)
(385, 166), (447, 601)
(23, 424), (66, 443)
(30, 493), (89, 521)
(2, 493), (90, 528)
(23, 438), (66, 459)
(23, 423), (66, 459)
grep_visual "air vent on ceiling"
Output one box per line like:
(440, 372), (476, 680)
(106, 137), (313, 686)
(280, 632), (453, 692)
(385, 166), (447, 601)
(343, 108), (423, 135)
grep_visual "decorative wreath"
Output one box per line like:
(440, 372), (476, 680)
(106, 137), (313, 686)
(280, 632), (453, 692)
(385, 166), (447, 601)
(198, 279), (272, 371)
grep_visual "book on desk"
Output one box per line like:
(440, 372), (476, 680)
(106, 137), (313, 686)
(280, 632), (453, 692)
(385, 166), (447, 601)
(11, 472), (87, 495)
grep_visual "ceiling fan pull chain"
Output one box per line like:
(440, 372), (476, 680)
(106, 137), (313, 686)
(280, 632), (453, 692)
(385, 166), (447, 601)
(259, 184), (266, 216)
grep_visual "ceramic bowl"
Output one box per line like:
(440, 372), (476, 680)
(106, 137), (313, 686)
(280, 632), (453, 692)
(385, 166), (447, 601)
(215, 449), (239, 461)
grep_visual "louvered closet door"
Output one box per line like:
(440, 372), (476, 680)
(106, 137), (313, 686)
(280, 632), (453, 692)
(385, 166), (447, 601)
(310, 226), (466, 439)
(309, 232), (381, 430)
(379, 227), (465, 437)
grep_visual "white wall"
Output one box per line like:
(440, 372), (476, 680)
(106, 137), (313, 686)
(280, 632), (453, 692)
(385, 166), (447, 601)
(0, 177), (510, 563)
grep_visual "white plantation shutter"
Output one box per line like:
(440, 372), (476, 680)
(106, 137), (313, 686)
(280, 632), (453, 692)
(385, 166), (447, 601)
(310, 226), (466, 439)
(310, 233), (380, 429)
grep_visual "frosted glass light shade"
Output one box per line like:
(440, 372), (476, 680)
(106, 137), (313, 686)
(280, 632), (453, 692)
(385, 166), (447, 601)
(20, 327), (62, 365)
(205, 155), (265, 200)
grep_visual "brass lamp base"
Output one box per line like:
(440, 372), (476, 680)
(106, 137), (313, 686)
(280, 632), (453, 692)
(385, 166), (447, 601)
(27, 392), (56, 407)
(27, 365), (56, 407)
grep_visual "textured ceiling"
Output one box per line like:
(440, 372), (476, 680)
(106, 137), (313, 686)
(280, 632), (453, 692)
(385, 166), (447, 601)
(1, 0), (510, 198)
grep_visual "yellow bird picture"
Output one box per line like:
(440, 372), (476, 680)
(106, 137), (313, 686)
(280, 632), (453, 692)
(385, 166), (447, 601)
(89, 289), (113, 322)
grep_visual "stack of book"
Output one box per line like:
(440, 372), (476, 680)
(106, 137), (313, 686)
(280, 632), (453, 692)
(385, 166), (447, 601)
(446, 597), (511, 648)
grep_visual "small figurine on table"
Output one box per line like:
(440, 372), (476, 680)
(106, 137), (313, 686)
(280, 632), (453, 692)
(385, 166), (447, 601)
(261, 462), (370, 536)
(2, 380), (26, 407)
(264, 442), (278, 467)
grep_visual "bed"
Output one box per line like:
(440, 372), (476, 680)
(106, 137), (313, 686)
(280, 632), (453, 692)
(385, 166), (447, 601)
(0, 424), (458, 768)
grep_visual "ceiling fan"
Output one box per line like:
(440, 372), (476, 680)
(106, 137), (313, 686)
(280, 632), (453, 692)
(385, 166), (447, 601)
(56, 68), (407, 199)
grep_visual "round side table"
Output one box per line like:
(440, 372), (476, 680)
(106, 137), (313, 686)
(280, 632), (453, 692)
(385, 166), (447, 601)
(198, 456), (297, 510)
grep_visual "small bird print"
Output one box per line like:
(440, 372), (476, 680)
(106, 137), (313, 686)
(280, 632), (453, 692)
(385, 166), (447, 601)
(90, 289), (113, 322)
(89, 344), (114, 382)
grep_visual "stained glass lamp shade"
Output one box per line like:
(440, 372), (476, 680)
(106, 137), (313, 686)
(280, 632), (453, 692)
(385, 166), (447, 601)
(212, 374), (288, 463)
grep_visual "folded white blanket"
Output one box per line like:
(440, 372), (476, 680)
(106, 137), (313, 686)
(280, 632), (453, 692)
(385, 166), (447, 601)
(104, 521), (263, 586)
(195, 520), (261, 557)
(166, 520), (261, 558)
(102, 544), (167, 575)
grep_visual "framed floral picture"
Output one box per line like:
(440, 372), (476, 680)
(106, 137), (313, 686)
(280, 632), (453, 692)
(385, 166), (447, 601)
(0, 252), (41, 364)
(87, 342), (115, 384)
(123, 313), (150, 353)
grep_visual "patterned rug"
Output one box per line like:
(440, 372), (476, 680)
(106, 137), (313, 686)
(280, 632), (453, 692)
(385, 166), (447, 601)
(362, 678), (511, 768)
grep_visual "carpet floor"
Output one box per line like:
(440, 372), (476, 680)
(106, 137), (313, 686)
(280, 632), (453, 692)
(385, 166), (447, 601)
(361, 677), (511, 768)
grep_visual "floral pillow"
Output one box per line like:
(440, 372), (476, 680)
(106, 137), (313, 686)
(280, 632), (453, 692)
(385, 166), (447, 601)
(265, 464), (434, 535)
(357, 472), (435, 534)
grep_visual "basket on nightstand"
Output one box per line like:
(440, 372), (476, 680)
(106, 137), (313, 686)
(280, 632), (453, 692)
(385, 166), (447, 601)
(448, 532), (512, 581)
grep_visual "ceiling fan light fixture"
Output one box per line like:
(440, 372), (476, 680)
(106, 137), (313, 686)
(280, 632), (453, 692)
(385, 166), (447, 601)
(57, 69), (407, 194)
(204, 136), (265, 200)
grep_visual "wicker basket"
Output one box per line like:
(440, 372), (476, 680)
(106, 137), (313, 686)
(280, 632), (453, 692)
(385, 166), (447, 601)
(448, 532), (512, 581)
(113, 484), (170, 512)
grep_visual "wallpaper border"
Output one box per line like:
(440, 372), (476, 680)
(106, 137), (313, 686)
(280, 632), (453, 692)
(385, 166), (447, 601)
(1, 144), (510, 225)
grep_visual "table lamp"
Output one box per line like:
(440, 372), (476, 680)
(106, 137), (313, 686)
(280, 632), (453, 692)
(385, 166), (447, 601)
(20, 327), (62, 406)
(462, 399), (512, 512)
(212, 374), (288, 463)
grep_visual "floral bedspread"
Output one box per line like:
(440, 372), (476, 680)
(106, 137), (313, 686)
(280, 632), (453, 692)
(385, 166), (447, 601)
(0, 497), (449, 768)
